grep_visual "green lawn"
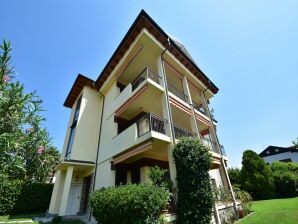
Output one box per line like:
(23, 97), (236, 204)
(238, 197), (298, 224)
(0, 213), (84, 224)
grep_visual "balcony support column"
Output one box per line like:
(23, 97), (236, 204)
(157, 55), (177, 200)
(199, 91), (237, 208)
(182, 77), (200, 136)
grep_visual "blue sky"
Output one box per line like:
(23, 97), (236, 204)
(1, 1), (297, 167)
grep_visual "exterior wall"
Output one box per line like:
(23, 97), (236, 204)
(61, 101), (76, 159)
(209, 168), (224, 188)
(262, 152), (298, 164)
(70, 86), (103, 162)
(95, 160), (115, 189)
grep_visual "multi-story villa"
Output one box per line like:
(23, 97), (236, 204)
(49, 10), (236, 223)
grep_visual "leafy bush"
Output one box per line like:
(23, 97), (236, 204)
(214, 186), (233, 203)
(149, 166), (172, 190)
(0, 180), (53, 215)
(173, 137), (214, 224)
(235, 188), (252, 216)
(271, 162), (298, 198)
(240, 150), (275, 200)
(90, 184), (171, 224)
(0, 180), (23, 215)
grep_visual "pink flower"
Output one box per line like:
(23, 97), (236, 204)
(37, 146), (45, 154)
(3, 75), (10, 83)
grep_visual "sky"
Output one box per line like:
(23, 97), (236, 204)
(1, 1), (298, 167)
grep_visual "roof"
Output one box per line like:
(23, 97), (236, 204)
(94, 9), (219, 94)
(64, 74), (99, 108)
(259, 145), (298, 157)
(64, 10), (219, 108)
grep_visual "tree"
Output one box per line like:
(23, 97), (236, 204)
(173, 137), (214, 224)
(228, 167), (241, 187)
(271, 161), (298, 198)
(0, 40), (59, 183)
(240, 150), (275, 199)
(293, 137), (298, 147)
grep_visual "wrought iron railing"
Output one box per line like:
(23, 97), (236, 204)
(201, 137), (217, 153)
(173, 123), (196, 138)
(131, 67), (161, 91)
(167, 82), (188, 103)
(136, 113), (168, 137)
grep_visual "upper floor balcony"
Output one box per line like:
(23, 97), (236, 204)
(105, 112), (221, 162)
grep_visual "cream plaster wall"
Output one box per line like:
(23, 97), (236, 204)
(70, 86), (103, 162)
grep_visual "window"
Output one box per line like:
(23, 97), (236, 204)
(65, 96), (82, 159)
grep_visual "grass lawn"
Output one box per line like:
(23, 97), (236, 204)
(238, 197), (298, 224)
(0, 213), (84, 224)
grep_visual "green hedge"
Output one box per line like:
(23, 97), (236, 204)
(90, 184), (171, 224)
(0, 180), (53, 215)
(173, 137), (215, 224)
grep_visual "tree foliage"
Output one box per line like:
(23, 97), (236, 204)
(173, 137), (214, 224)
(0, 40), (59, 183)
(228, 167), (241, 187)
(240, 150), (275, 199)
(271, 162), (298, 198)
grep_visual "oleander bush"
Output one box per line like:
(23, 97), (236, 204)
(0, 180), (53, 215)
(173, 137), (214, 224)
(90, 183), (171, 224)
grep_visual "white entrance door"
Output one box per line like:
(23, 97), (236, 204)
(66, 184), (81, 216)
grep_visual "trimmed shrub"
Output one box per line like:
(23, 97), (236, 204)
(0, 180), (23, 215)
(240, 150), (275, 199)
(149, 166), (172, 190)
(173, 137), (214, 224)
(90, 184), (171, 224)
(14, 183), (54, 213)
(0, 180), (53, 215)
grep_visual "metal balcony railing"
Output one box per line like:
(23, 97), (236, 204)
(131, 67), (161, 91)
(201, 137), (217, 153)
(193, 102), (217, 122)
(136, 113), (168, 137)
(167, 82), (188, 103)
(193, 102), (206, 115)
(173, 123), (197, 138)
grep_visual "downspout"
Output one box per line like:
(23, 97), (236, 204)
(202, 88), (237, 210)
(89, 85), (105, 221)
(161, 37), (176, 144)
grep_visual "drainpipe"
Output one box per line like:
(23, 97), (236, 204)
(202, 88), (237, 210)
(89, 85), (105, 221)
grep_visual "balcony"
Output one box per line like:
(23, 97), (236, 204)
(167, 82), (189, 103)
(136, 112), (168, 137)
(193, 101), (217, 123)
(173, 123), (196, 138)
(113, 67), (164, 115)
(131, 67), (161, 91)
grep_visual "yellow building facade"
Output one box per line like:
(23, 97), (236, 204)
(48, 10), (236, 223)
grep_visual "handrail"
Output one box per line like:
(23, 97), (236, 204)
(131, 67), (161, 91)
(201, 137), (217, 153)
(173, 122), (196, 138)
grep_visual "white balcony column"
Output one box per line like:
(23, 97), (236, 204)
(59, 165), (74, 216)
(49, 170), (62, 214)
(182, 77), (200, 136)
(199, 91), (237, 206)
(157, 56), (177, 191)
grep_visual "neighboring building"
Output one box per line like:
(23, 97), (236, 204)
(259, 145), (298, 164)
(48, 10), (236, 222)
